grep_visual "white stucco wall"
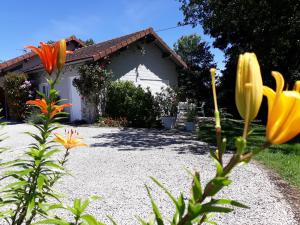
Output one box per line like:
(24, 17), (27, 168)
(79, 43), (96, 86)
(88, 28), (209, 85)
(108, 42), (178, 94)
(33, 65), (83, 121)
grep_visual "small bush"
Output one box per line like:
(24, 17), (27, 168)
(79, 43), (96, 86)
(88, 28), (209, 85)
(3, 72), (35, 121)
(186, 104), (197, 122)
(106, 81), (159, 128)
(155, 87), (178, 116)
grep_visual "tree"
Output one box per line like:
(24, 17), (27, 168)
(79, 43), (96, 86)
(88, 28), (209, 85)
(79, 38), (95, 46)
(174, 34), (215, 113)
(178, 0), (300, 115)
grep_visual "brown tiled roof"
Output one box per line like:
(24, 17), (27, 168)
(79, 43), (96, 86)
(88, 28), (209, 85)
(0, 35), (86, 71)
(0, 28), (187, 73)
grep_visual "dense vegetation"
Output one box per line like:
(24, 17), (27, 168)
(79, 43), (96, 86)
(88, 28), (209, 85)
(3, 72), (34, 120)
(106, 81), (160, 128)
(174, 34), (215, 114)
(179, 0), (300, 116)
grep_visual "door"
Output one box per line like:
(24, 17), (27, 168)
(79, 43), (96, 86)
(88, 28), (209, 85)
(68, 77), (82, 121)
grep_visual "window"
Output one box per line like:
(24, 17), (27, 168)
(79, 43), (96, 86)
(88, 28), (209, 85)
(39, 83), (50, 97)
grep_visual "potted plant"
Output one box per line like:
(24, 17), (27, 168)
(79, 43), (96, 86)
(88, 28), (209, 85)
(155, 87), (178, 129)
(185, 104), (197, 131)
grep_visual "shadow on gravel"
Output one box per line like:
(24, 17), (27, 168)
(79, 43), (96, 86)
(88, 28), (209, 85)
(91, 128), (210, 155)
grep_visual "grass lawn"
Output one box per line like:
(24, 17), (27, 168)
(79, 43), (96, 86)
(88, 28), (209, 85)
(198, 118), (300, 189)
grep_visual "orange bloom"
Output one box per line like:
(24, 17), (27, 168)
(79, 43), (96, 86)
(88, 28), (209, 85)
(26, 99), (72, 118)
(54, 129), (88, 150)
(264, 72), (300, 144)
(25, 39), (69, 75)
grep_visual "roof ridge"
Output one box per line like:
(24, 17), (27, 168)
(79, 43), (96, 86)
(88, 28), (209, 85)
(74, 27), (153, 52)
(1, 27), (187, 72)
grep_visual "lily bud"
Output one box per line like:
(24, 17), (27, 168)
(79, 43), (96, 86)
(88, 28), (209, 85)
(57, 39), (67, 72)
(235, 53), (263, 121)
(294, 81), (300, 92)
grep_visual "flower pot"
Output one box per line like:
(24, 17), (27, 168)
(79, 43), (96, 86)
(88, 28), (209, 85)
(185, 121), (195, 132)
(161, 116), (176, 129)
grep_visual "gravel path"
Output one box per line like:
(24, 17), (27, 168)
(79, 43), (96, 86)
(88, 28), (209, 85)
(0, 123), (297, 225)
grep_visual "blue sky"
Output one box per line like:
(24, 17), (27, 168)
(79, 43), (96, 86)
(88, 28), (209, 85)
(0, 0), (225, 69)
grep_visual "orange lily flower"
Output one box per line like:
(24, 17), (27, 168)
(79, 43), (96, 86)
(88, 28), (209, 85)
(25, 39), (68, 75)
(263, 71), (300, 144)
(26, 99), (72, 118)
(54, 129), (88, 150)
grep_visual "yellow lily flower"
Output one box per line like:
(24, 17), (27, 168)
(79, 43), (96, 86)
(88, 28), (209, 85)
(54, 129), (88, 150)
(235, 53), (263, 121)
(264, 71), (300, 144)
(57, 39), (67, 72)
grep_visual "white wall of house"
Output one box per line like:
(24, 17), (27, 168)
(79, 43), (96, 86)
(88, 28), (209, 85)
(34, 65), (83, 122)
(108, 42), (178, 94)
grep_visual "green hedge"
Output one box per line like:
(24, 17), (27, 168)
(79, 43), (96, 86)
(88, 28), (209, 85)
(106, 81), (160, 128)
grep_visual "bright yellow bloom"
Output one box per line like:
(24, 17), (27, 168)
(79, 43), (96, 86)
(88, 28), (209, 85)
(57, 39), (67, 72)
(235, 53), (263, 121)
(54, 129), (88, 150)
(264, 72), (300, 144)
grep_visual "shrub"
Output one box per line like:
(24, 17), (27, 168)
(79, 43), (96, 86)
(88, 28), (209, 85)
(155, 87), (178, 116)
(186, 103), (197, 122)
(106, 81), (160, 128)
(3, 72), (35, 120)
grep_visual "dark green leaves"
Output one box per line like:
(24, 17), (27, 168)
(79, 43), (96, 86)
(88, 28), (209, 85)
(145, 185), (164, 225)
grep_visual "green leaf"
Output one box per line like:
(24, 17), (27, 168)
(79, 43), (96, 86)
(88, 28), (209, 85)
(150, 177), (181, 212)
(191, 172), (202, 202)
(188, 202), (202, 220)
(205, 177), (232, 197)
(81, 214), (99, 225)
(107, 215), (118, 225)
(136, 216), (155, 225)
(74, 198), (81, 212)
(37, 175), (45, 191)
(2, 180), (28, 190)
(80, 198), (91, 213)
(145, 185), (164, 225)
(44, 149), (61, 158)
(44, 161), (64, 170)
(25, 197), (35, 220)
(200, 204), (233, 214)
(210, 150), (223, 176)
(210, 199), (249, 209)
(34, 218), (70, 225)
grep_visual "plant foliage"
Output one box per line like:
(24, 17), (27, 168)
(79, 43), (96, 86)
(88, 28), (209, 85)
(178, 0), (300, 116)
(73, 61), (112, 119)
(106, 81), (160, 128)
(3, 72), (35, 121)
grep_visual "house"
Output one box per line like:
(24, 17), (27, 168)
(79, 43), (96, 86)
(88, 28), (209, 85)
(0, 27), (187, 122)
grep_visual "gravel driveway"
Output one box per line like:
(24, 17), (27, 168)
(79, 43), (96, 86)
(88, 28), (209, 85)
(0, 123), (297, 225)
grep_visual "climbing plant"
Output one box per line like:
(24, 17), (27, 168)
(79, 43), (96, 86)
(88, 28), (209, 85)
(73, 61), (112, 121)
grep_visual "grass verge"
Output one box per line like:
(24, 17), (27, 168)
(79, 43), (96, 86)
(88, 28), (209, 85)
(198, 118), (300, 189)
